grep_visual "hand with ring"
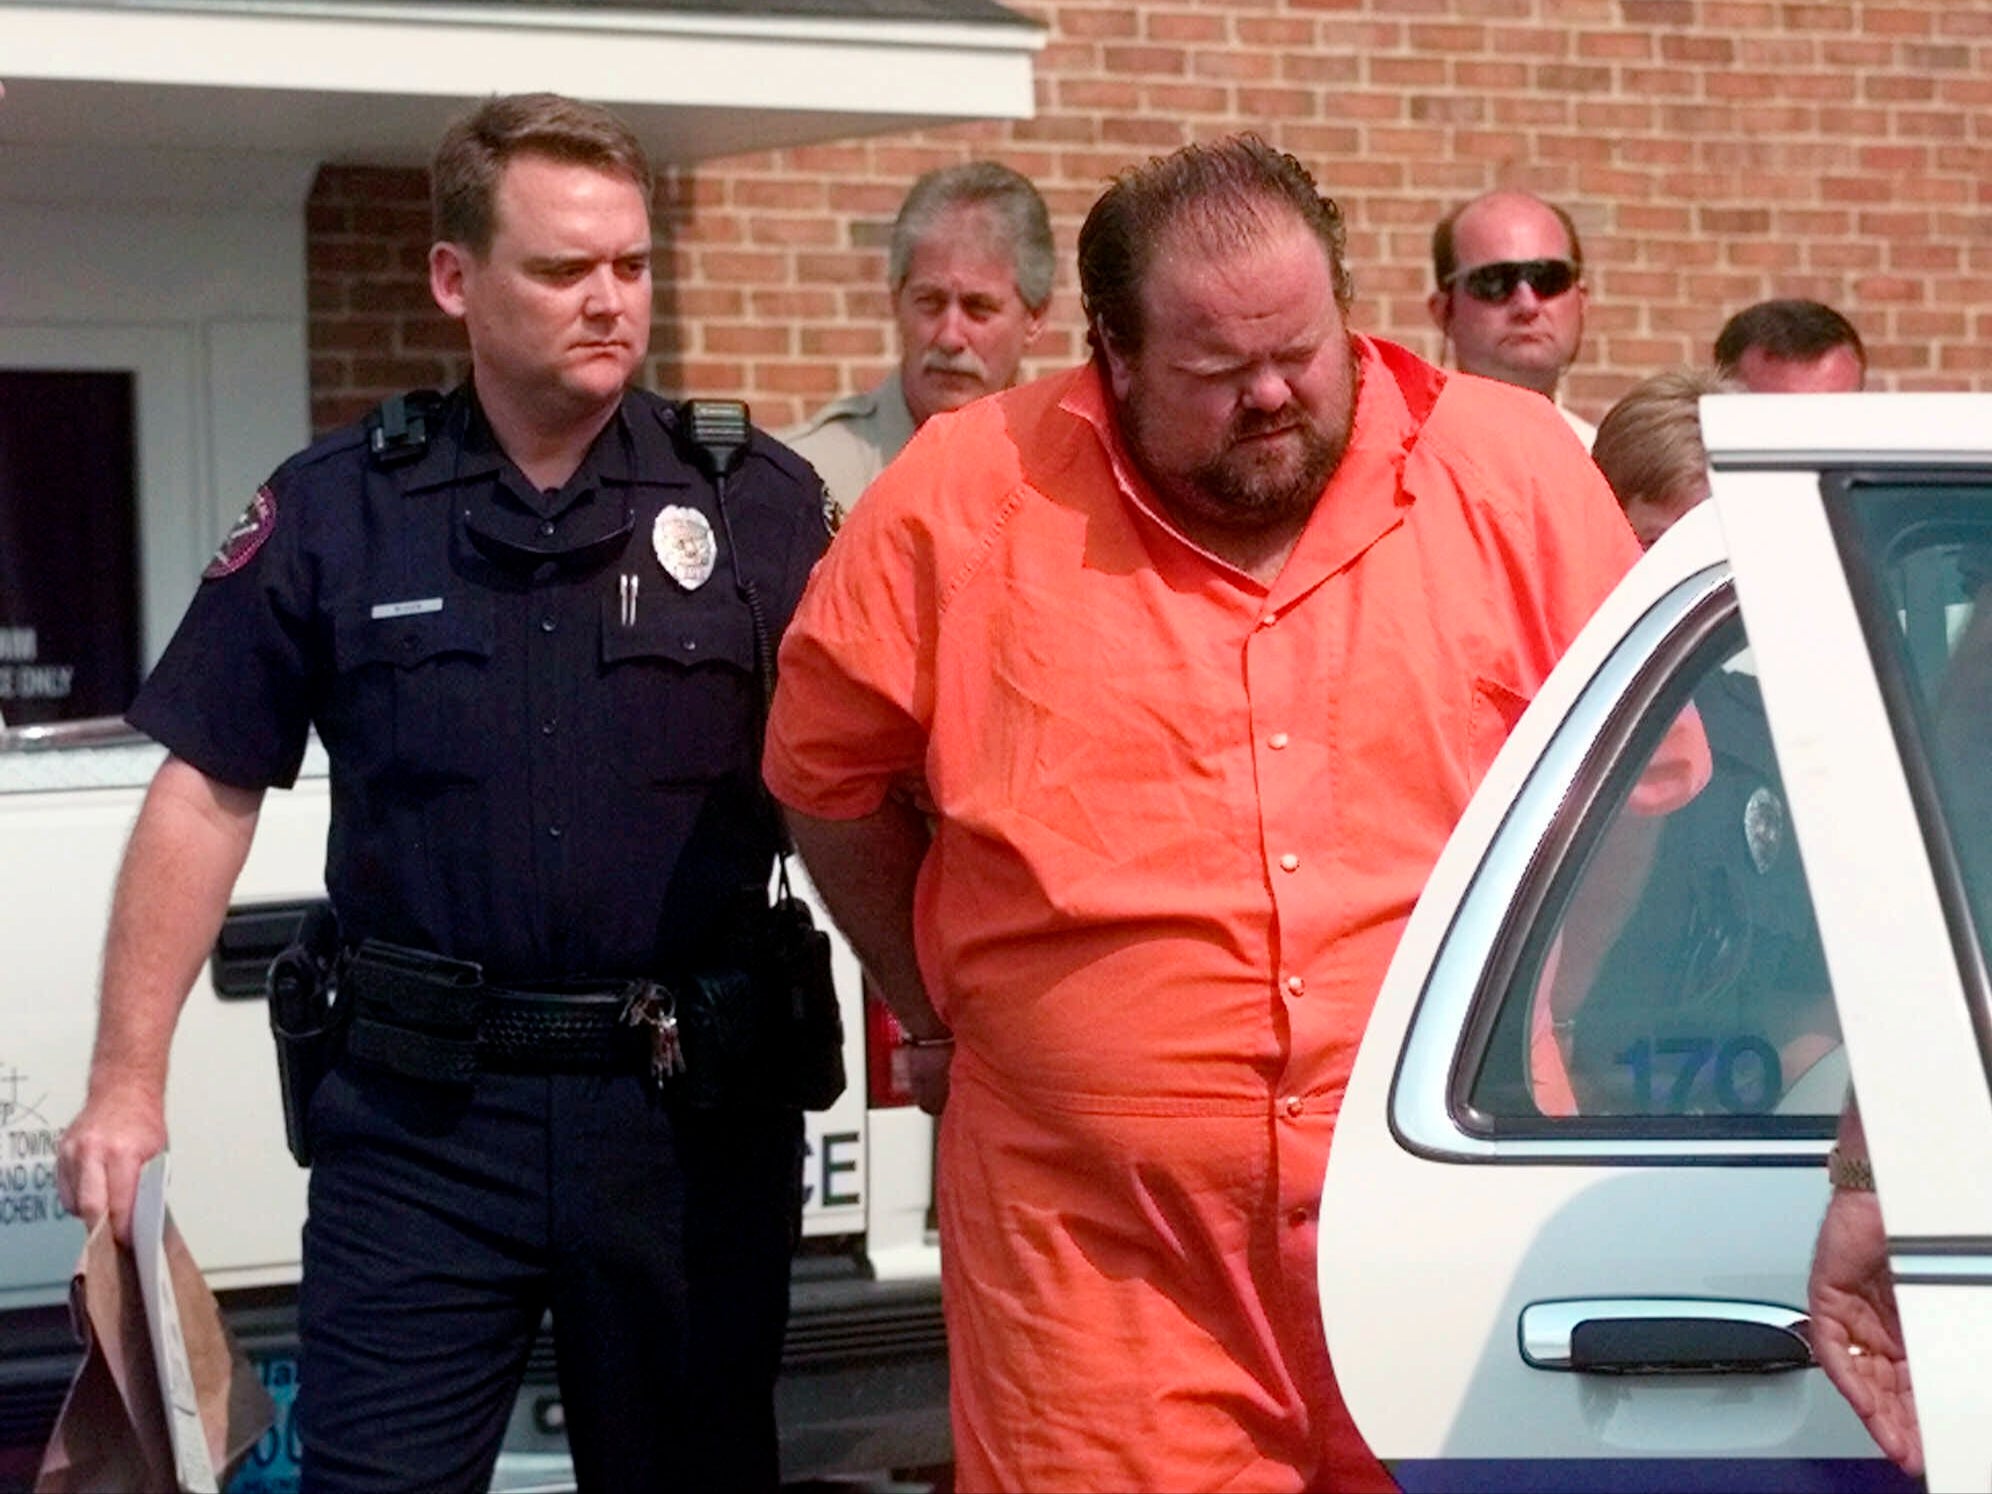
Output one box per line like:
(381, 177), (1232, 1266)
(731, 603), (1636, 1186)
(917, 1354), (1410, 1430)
(1808, 1188), (1919, 1473)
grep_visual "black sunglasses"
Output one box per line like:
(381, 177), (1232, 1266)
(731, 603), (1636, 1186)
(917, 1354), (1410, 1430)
(1447, 258), (1579, 304)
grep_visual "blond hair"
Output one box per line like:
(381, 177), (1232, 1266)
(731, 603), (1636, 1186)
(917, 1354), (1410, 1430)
(1593, 367), (1737, 512)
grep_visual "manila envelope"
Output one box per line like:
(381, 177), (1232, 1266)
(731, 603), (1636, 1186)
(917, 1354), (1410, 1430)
(34, 1210), (275, 1493)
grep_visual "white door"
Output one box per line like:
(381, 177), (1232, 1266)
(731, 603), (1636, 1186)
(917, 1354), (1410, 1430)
(1717, 445), (1992, 1493)
(1317, 472), (1932, 1488)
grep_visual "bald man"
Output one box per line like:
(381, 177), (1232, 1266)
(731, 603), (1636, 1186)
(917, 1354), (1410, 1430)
(1430, 190), (1594, 447)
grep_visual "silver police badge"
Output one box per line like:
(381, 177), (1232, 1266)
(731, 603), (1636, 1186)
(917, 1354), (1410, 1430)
(1743, 785), (1785, 875)
(652, 505), (717, 591)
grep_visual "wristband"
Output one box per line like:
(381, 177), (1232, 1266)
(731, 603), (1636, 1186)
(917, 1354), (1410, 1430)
(1827, 1145), (1875, 1192)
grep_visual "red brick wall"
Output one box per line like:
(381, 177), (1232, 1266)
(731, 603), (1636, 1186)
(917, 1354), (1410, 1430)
(308, 0), (1992, 435)
(309, 167), (463, 433)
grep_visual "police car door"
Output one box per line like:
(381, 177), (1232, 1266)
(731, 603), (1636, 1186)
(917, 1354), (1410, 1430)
(1316, 395), (1992, 1491)
(1709, 394), (1992, 1493)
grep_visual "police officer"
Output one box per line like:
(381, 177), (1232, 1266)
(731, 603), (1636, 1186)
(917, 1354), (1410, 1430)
(57, 93), (828, 1492)
(1570, 650), (1835, 1112)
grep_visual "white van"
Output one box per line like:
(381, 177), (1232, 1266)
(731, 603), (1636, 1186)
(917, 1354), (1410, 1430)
(0, 718), (944, 1488)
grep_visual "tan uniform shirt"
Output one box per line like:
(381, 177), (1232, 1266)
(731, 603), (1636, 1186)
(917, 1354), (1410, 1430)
(780, 370), (919, 527)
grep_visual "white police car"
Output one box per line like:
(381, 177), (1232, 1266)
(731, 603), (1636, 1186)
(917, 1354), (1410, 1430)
(1319, 393), (1992, 1492)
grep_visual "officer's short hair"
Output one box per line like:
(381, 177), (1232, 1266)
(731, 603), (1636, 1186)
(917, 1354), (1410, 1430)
(888, 163), (1055, 313)
(1714, 299), (1867, 378)
(1593, 366), (1737, 513)
(433, 93), (654, 256)
(1078, 134), (1353, 362)
(1430, 191), (1584, 289)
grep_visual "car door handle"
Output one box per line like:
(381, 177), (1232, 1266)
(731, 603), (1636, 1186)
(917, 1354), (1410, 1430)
(211, 898), (329, 1000)
(1520, 1298), (1814, 1374)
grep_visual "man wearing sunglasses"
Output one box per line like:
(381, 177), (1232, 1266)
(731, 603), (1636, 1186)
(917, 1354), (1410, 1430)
(1429, 190), (1595, 448)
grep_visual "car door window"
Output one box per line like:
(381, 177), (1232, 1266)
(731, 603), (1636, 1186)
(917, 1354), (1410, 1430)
(1833, 477), (1992, 1047)
(1466, 610), (1845, 1128)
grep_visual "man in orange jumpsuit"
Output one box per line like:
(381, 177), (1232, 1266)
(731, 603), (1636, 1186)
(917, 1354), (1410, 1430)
(765, 137), (1642, 1492)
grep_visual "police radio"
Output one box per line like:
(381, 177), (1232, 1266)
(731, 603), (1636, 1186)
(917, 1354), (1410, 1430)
(681, 398), (751, 481)
(680, 399), (777, 692)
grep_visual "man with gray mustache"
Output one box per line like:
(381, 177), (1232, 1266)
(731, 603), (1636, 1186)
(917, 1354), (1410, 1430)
(785, 162), (1053, 526)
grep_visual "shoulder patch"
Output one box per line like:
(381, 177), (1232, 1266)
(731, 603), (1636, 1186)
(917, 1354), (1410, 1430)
(822, 480), (843, 538)
(204, 485), (277, 579)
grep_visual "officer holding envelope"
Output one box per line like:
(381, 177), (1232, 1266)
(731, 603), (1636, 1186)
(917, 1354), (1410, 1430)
(58, 92), (830, 1493)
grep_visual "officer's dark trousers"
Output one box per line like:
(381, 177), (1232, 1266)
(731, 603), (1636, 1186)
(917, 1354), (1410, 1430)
(295, 1059), (802, 1493)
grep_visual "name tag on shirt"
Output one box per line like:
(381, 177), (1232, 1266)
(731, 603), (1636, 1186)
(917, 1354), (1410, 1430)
(370, 598), (444, 620)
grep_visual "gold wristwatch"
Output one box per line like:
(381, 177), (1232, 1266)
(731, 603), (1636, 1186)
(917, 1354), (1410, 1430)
(1827, 1145), (1876, 1192)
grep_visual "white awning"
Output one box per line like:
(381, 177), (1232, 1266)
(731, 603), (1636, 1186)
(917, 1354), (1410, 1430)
(0, 0), (1041, 200)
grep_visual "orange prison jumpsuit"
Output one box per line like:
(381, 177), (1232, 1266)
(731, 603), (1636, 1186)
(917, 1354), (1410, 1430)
(765, 338), (1644, 1492)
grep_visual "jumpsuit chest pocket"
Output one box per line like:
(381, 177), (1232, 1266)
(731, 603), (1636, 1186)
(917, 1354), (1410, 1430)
(332, 601), (497, 784)
(600, 594), (759, 783)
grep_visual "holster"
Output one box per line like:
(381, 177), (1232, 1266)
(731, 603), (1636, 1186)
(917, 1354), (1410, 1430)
(266, 903), (343, 1167)
(670, 889), (845, 1113)
(764, 891), (846, 1112)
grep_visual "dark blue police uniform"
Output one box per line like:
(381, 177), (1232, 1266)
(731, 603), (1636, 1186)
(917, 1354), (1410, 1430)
(1574, 656), (1834, 1115)
(128, 385), (830, 1492)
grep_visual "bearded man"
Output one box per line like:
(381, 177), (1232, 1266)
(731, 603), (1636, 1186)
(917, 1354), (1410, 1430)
(765, 136), (1639, 1492)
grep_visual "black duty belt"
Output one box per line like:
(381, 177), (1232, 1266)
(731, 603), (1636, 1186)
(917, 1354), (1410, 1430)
(337, 939), (661, 1083)
(479, 989), (650, 1072)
